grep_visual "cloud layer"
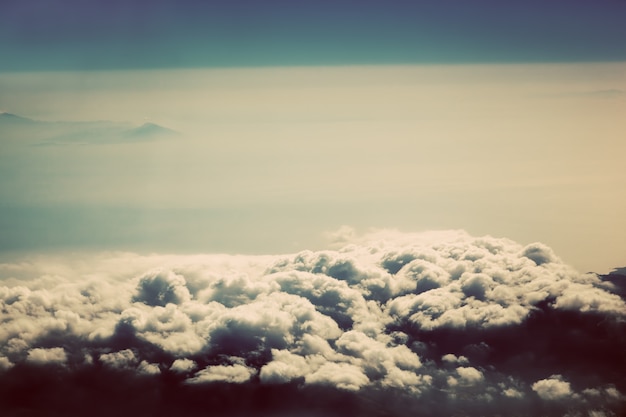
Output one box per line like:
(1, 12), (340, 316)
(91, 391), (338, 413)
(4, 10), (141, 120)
(0, 229), (624, 416)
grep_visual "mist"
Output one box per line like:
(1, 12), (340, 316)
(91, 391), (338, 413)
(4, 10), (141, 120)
(1, 64), (625, 272)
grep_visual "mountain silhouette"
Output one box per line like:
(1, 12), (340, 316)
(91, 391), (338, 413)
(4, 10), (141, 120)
(122, 122), (178, 140)
(0, 112), (41, 125)
(0, 113), (179, 145)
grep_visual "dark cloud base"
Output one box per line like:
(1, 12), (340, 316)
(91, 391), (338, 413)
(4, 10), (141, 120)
(0, 230), (624, 416)
(1, 364), (622, 417)
(399, 304), (626, 388)
(1, 310), (624, 417)
(0, 367), (357, 417)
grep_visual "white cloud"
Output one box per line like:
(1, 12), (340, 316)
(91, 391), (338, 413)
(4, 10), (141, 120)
(138, 360), (160, 375)
(324, 225), (357, 249)
(521, 243), (558, 266)
(0, 356), (13, 370)
(305, 362), (370, 391)
(133, 269), (191, 307)
(455, 366), (484, 386)
(26, 347), (67, 365)
(381, 367), (427, 391)
(502, 387), (524, 399)
(554, 284), (626, 315)
(532, 375), (572, 400)
(259, 349), (310, 383)
(441, 354), (469, 365)
(99, 349), (137, 369)
(186, 364), (256, 384)
(170, 358), (197, 373)
(0, 228), (623, 415)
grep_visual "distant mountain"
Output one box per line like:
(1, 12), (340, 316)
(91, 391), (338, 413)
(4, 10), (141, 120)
(0, 112), (179, 145)
(122, 122), (179, 140)
(0, 112), (41, 125)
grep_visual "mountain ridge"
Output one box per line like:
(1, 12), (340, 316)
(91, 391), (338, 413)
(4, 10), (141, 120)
(0, 112), (41, 124)
(0, 112), (179, 144)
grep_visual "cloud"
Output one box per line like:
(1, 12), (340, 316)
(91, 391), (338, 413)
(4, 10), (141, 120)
(0, 229), (624, 416)
(532, 375), (572, 400)
(170, 358), (197, 373)
(502, 387), (524, 399)
(521, 243), (557, 266)
(100, 349), (138, 370)
(133, 270), (191, 307)
(25, 347), (67, 365)
(137, 360), (161, 375)
(549, 89), (626, 99)
(305, 362), (370, 391)
(259, 349), (310, 384)
(0, 356), (13, 371)
(447, 366), (485, 389)
(324, 225), (358, 249)
(553, 284), (626, 315)
(455, 366), (484, 386)
(442, 354), (469, 365)
(186, 363), (256, 384)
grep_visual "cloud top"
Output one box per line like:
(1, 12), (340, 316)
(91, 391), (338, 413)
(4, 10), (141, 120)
(0, 229), (624, 416)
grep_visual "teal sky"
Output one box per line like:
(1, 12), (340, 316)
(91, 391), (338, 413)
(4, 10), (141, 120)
(1, 0), (626, 71)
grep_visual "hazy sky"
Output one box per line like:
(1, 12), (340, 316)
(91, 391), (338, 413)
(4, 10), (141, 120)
(0, 1), (625, 273)
(1, 64), (624, 273)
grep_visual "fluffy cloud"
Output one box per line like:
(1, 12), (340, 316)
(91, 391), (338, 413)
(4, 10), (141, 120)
(442, 354), (469, 365)
(455, 367), (484, 386)
(133, 270), (191, 307)
(170, 358), (197, 373)
(26, 347), (67, 365)
(259, 349), (310, 383)
(0, 229), (624, 416)
(186, 363), (256, 384)
(532, 375), (572, 400)
(138, 360), (161, 375)
(305, 362), (370, 391)
(100, 349), (138, 369)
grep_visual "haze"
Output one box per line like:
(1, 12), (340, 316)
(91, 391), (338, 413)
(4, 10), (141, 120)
(1, 63), (625, 273)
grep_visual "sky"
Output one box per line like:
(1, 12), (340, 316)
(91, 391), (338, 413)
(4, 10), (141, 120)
(1, 0), (626, 70)
(0, 1), (625, 416)
(1, 63), (624, 273)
